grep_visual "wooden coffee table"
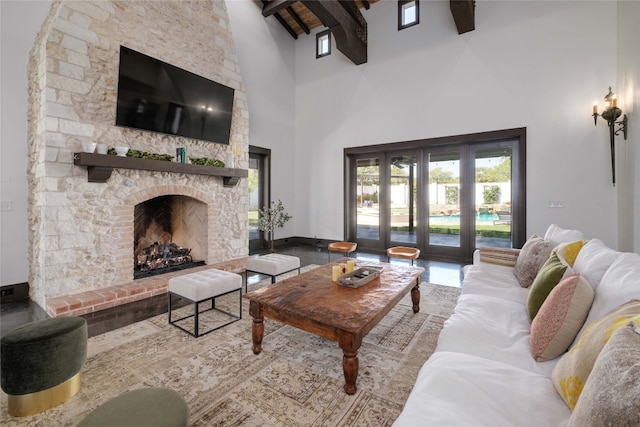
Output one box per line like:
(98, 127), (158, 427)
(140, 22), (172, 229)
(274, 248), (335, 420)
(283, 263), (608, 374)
(244, 260), (424, 394)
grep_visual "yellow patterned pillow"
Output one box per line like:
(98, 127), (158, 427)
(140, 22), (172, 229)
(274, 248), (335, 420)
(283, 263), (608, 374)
(568, 322), (640, 426)
(551, 300), (640, 410)
(555, 240), (586, 267)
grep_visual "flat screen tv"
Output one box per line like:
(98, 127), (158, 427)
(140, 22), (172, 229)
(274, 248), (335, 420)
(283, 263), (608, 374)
(115, 46), (234, 145)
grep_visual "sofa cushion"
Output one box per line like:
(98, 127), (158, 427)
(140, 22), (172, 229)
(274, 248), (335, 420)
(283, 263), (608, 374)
(544, 224), (584, 247)
(568, 322), (640, 427)
(514, 234), (554, 288)
(461, 262), (529, 304)
(526, 252), (572, 321)
(551, 300), (640, 410)
(530, 274), (594, 362)
(574, 252), (640, 345)
(436, 294), (557, 376)
(572, 238), (621, 290)
(392, 352), (571, 427)
(554, 240), (585, 267)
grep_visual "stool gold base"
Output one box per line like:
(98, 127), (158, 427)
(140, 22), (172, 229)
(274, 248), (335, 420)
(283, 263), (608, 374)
(7, 372), (82, 417)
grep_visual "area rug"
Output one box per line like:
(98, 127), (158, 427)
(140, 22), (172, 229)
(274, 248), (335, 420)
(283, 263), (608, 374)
(0, 266), (461, 426)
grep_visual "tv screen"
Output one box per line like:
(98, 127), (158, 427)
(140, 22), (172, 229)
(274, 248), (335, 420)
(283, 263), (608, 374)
(115, 46), (234, 145)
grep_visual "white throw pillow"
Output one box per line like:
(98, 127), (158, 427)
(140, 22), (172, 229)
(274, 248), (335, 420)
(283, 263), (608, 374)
(544, 224), (584, 247)
(576, 252), (640, 343)
(572, 239), (621, 290)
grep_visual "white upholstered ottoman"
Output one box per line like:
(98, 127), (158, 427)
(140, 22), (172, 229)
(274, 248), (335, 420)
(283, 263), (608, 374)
(245, 254), (300, 290)
(168, 269), (242, 337)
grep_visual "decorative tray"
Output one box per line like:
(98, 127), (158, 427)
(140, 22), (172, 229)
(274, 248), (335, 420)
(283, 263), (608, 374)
(337, 266), (383, 288)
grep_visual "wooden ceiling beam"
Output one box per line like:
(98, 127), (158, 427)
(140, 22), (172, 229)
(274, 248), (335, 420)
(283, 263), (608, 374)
(286, 6), (310, 34)
(261, 1), (298, 39)
(262, 0), (296, 17)
(301, 0), (368, 65)
(450, 0), (475, 34)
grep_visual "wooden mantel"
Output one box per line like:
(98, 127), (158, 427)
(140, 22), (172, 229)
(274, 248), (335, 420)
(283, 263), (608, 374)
(73, 152), (248, 187)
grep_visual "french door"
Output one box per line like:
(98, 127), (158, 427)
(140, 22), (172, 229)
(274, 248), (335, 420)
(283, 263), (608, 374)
(346, 129), (526, 263)
(248, 146), (270, 252)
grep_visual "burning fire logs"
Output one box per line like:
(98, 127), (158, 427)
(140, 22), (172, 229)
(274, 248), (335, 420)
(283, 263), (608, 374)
(136, 242), (192, 272)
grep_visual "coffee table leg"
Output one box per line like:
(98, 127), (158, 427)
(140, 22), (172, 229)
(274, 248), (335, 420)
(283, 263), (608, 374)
(249, 300), (264, 355)
(411, 280), (420, 313)
(339, 333), (362, 395)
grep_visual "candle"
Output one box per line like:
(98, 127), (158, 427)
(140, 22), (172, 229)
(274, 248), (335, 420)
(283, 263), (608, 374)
(332, 266), (340, 282)
(592, 103), (598, 114)
(612, 97), (618, 108)
(339, 263), (347, 275)
(347, 260), (355, 273)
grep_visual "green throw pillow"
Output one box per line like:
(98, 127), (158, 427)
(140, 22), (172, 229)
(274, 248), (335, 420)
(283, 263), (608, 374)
(526, 251), (569, 321)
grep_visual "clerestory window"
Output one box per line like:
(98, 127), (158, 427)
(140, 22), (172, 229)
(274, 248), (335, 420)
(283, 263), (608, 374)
(398, 0), (419, 30)
(316, 30), (331, 58)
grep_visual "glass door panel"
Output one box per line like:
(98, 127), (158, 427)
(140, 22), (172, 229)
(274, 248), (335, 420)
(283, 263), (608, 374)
(389, 155), (418, 244)
(427, 151), (461, 248)
(248, 157), (260, 242)
(474, 147), (512, 248)
(356, 158), (380, 240)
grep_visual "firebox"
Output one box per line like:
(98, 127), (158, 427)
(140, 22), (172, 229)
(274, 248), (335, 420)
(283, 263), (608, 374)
(133, 195), (207, 279)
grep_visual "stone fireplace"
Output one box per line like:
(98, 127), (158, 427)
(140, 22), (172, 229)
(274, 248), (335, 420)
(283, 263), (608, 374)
(27, 1), (249, 316)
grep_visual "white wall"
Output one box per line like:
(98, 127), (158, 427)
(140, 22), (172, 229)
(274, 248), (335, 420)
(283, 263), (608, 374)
(226, 0), (297, 242)
(293, 0), (622, 245)
(617, 0), (640, 252)
(1, 1), (52, 286)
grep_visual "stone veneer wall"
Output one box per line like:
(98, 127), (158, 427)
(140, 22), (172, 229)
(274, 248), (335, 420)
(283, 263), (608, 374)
(27, 0), (248, 310)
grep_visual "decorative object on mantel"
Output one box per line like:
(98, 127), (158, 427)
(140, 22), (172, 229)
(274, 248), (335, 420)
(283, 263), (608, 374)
(73, 152), (247, 186)
(189, 157), (225, 167)
(257, 199), (292, 252)
(81, 141), (96, 153)
(592, 86), (629, 186)
(114, 146), (129, 157)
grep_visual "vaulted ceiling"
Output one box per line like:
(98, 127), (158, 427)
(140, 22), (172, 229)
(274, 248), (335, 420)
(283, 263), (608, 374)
(260, 0), (475, 65)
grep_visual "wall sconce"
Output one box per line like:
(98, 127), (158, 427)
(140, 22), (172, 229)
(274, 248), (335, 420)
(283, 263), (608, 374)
(592, 86), (628, 185)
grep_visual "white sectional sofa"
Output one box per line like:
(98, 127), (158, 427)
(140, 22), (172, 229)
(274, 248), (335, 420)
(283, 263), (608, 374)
(394, 225), (640, 426)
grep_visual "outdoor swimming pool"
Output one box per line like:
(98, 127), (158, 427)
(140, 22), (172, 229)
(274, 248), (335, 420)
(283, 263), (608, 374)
(428, 213), (501, 225)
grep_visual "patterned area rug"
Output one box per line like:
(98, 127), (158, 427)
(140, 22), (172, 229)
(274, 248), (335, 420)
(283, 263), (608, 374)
(1, 266), (460, 426)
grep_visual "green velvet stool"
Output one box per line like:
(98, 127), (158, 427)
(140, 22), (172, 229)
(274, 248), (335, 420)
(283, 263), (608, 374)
(1, 317), (87, 416)
(77, 388), (189, 427)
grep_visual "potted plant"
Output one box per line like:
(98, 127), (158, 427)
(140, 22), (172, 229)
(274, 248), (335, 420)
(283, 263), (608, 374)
(257, 200), (292, 252)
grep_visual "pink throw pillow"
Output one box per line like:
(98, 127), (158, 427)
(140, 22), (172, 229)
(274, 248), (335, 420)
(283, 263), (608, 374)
(530, 274), (594, 361)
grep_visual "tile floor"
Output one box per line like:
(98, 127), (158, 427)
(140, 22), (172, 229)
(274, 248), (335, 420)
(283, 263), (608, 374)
(0, 244), (464, 338)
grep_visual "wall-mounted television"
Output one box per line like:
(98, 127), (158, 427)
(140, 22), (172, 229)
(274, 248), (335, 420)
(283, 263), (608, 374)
(115, 46), (234, 145)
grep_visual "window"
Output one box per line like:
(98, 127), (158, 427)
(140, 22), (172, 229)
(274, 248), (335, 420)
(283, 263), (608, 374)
(316, 30), (331, 58)
(398, 0), (419, 30)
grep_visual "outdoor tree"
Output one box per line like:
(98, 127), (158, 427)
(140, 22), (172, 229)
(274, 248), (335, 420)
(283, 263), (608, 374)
(258, 200), (292, 252)
(476, 157), (511, 183)
(429, 167), (456, 205)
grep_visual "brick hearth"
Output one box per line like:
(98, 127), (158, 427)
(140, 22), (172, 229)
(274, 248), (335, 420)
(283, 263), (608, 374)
(46, 257), (250, 318)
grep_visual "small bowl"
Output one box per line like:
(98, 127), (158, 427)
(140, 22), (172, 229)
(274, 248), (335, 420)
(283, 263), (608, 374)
(81, 142), (96, 153)
(96, 143), (108, 155)
(115, 146), (129, 157)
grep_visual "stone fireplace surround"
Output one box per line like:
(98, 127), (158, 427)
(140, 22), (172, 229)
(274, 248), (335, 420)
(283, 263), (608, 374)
(28, 1), (249, 316)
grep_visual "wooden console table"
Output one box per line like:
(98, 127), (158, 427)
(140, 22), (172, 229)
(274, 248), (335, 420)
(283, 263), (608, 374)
(73, 152), (247, 187)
